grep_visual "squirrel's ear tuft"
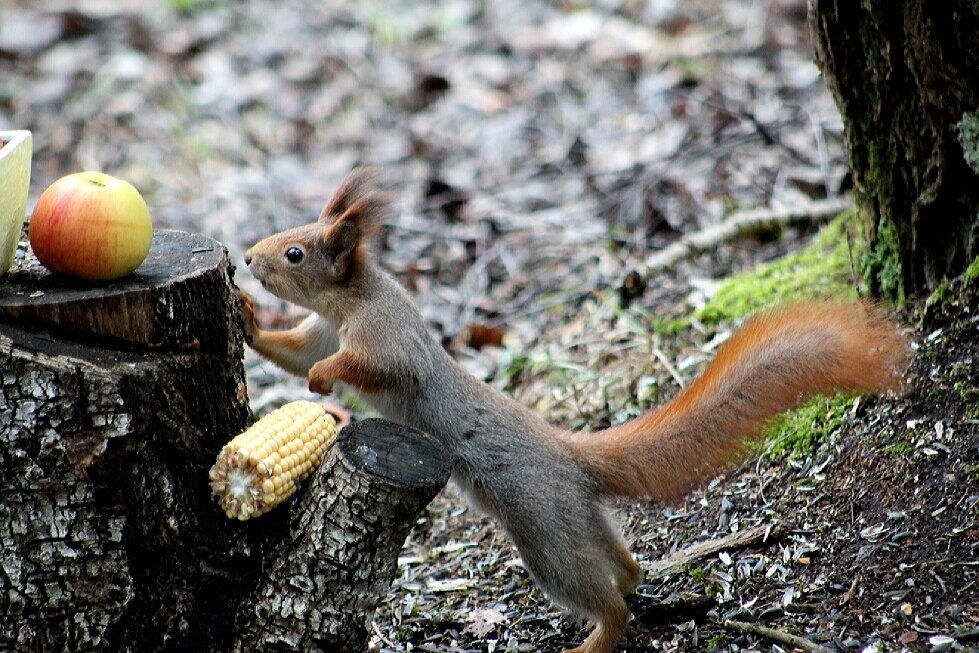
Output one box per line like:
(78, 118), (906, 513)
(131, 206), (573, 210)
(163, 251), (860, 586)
(317, 167), (389, 277)
(320, 191), (389, 278)
(318, 167), (382, 224)
(331, 192), (389, 237)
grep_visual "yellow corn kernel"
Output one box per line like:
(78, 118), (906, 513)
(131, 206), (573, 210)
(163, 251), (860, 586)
(209, 401), (337, 520)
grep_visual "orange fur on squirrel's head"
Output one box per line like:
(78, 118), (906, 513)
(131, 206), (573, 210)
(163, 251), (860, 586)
(244, 168), (388, 311)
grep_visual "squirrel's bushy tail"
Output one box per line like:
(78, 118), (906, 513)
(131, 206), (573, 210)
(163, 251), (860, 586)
(565, 300), (909, 502)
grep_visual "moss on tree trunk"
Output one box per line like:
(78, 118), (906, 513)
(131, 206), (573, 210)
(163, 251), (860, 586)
(809, 1), (979, 298)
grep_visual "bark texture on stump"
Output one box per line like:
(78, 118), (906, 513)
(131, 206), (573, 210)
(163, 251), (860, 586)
(234, 419), (451, 653)
(809, 2), (979, 296)
(1, 231), (450, 652)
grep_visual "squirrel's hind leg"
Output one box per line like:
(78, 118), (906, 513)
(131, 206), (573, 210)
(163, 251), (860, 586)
(566, 515), (642, 653)
(527, 511), (635, 653)
(500, 478), (637, 652)
(613, 544), (643, 594)
(587, 506), (644, 594)
(561, 593), (630, 653)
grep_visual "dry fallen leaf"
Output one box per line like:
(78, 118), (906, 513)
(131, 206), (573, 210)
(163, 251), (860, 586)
(463, 607), (506, 637)
(897, 630), (918, 645)
(462, 323), (506, 350)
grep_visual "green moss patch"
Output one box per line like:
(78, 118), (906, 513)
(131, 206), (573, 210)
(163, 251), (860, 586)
(963, 254), (979, 289)
(698, 213), (862, 325)
(861, 216), (905, 304)
(762, 394), (856, 460)
(924, 278), (955, 312)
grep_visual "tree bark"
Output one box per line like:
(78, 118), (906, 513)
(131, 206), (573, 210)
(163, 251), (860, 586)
(809, 1), (979, 297)
(0, 231), (448, 652)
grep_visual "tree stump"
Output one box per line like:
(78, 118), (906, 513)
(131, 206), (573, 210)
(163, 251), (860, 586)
(0, 230), (253, 652)
(0, 231), (449, 653)
(234, 419), (451, 652)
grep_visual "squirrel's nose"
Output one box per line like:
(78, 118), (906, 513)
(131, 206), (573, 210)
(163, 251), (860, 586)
(244, 253), (252, 266)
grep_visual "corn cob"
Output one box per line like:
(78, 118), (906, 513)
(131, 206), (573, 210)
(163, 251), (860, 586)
(209, 401), (337, 520)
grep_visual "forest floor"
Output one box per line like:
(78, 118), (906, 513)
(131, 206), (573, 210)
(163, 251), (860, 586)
(2, 0), (977, 651)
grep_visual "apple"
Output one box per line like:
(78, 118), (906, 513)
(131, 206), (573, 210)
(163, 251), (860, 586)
(29, 171), (153, 281)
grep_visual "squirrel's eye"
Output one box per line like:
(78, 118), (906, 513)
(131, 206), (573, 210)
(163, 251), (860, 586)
(284, 247), (304, 264)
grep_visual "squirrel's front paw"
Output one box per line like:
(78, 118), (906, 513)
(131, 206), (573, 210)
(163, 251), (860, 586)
(308, 360), (336, 396)
(238, 290), (259, 343)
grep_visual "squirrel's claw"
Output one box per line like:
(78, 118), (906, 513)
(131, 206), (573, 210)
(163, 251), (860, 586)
(238, 290), (258, 344)
(308, 377), (335, 396)
(308, 360), (336, 396)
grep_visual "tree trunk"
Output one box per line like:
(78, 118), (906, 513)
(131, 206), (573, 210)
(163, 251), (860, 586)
(808, 1), (979, 297)
(0, 231), (448, 652)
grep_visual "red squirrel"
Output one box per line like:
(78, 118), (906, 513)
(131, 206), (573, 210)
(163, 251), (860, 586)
(240, 168), (909, 653)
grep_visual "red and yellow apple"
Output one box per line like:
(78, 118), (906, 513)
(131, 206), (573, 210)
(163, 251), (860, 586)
(29, 171), (153, 281)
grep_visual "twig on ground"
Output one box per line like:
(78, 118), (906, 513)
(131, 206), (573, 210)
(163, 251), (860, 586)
(651, 345), (685, 388)
(646, 524), (782, 581)
(371, 620), (397, 649)
(643, 197), (852, 273)
(841, 575), (859, 605)
(722, 619), (832, 653)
